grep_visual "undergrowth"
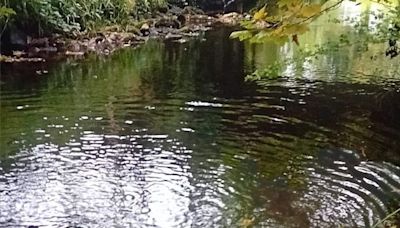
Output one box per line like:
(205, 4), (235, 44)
(0, 0), (169, 36)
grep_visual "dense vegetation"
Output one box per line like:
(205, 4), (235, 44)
(0, 0), (170, 36)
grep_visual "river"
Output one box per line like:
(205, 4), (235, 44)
(1, 2), (399, 227)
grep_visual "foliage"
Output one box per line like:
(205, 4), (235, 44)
(0, 6), (15, 37)
(2, 0), (167, 35)
(244, 37), (352, 81)
(0, 6), (15, 20)
(234, 0), (400, 81)
(231, 0), (399, 47)
(230, 0), (326, 44)
(246, 61), (283, 81)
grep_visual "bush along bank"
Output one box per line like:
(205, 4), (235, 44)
(0, 0), (225, 62)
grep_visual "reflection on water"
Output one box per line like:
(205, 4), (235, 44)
(246, 1), (400, 83)
(1, 3), (400, 227)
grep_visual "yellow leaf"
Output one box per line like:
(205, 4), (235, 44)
(271, 26), (284, 36)
(282, 24), (309, 35)
(288, 4), (302, 13)
(254, 6), (267, 21)
(278, 0), (296, 8)
(299, 4), (321, 18)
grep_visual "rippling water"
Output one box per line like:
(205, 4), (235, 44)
(1, 10), (400, 228)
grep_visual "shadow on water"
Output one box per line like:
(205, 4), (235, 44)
(1, 9), (400, 228)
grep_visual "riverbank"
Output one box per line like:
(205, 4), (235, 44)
(0, 5), (244, 63)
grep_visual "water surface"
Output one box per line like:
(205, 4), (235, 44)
(1, 3), (400, 227)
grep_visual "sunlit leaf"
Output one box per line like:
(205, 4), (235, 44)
(299, 4), (321, 18)
(254, 6), (267, 21)
(0, 7), (16, 19)
(288, 3), (303, 14)
(278, 0), (297, 8)
(252, 30), (270, 42)
(230, 30), (253, 41)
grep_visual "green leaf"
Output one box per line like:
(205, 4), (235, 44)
(0, 7), (16, 19)
(230, 30), (253, 41)
(251, 30), (270, 42)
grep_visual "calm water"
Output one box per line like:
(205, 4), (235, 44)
(1, 4), (400, 227)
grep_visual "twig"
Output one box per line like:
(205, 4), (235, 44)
(0, 18), (9, 38)
(372, 207), (400, 228)
(297, 0), (345, 25)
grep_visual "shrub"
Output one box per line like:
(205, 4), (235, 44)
(3, 0), (167, 35)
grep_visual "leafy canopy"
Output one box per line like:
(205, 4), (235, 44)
(230, 0), (324, 44)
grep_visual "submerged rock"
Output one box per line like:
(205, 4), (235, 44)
(0, 55), (45, 63)
(65, 51), (85, 56)
(165, 32), (183, 40)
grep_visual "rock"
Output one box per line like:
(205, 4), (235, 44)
(217, 12), (243, 26)
(182, 6), (205, 15)
(120, 33), (137, 43)
(86, 39), (97, 52)
(169, 5), (184, 15)
(0, 55), (45, 63)
(12, 51), (26, 57)
(173, 38), (187, 43)
(29, 47), (41, 53)
(66, 41), (82, 52)
(140, 23), (150, 36)
(29, 47), (58, 53)
(38, 47), (58, 52)
(177, 14), (186, 26)
(181, 32), (200, 37)
(185, 14), (216, 24)
(165, 32), (183, 40)
(36, 70), (48, 75)
(155, 16), (182, 29)
(27, 37), (49, 47)
(125, 25), (141, 35)
(65, 51), (85, 56)
(107, 32), (121, 43)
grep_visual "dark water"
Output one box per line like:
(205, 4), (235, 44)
(1, 24), (400, 227)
